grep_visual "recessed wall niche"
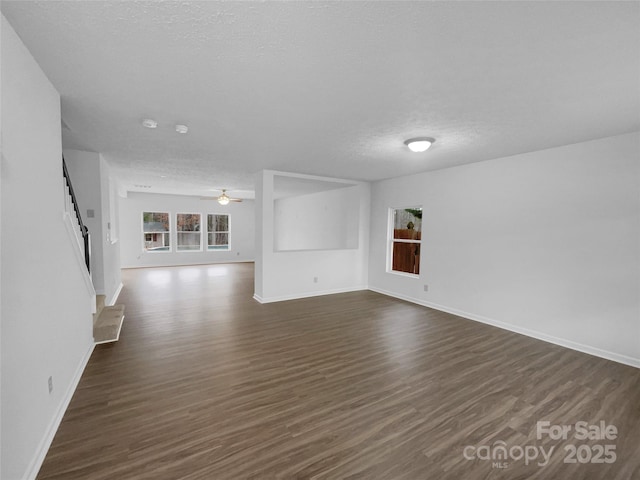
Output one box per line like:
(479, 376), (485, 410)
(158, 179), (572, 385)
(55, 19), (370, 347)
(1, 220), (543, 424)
(273, 174), (360, 252)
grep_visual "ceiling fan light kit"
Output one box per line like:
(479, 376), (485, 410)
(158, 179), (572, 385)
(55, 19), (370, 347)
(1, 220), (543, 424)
(217, 192), (230, 205)
(201, 189), (242, 205)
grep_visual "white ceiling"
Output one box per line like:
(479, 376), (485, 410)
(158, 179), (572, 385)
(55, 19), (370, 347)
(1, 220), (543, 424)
(2, 1), (639, 198)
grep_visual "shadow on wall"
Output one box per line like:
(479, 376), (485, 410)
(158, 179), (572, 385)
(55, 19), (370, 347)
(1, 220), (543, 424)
(273, 175), (360, 252)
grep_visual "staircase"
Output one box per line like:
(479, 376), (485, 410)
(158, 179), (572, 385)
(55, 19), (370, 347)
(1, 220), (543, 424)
(93, 295), (125, 344)
(63, 156), (126, 344)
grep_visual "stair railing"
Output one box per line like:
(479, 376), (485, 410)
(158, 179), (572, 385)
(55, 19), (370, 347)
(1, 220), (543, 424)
(62, 156), (91, 274)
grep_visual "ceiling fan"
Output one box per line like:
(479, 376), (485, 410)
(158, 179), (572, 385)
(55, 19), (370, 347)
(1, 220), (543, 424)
(201, 189), (243, 205)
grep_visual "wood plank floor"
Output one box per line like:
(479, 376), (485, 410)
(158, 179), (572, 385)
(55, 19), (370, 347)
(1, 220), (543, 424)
(38, 263), (640, 479)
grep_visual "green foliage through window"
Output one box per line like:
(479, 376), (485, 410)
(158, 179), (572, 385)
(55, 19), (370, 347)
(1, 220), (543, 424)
(404, 208), (422, 220)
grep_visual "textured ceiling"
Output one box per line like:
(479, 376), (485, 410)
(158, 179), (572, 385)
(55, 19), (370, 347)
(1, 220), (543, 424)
(2, 1), (639, 197)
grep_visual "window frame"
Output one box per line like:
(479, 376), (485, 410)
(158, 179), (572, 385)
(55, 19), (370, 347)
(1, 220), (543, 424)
(207, 213), (230, 251)
(176, 212), (203, 252)
(387, 206), (422, 278)
(142, 211), (172, 253)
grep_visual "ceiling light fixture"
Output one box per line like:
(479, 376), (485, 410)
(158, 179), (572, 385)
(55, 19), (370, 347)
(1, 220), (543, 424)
(175, 124), (188, 134)
(404, 137), (435, 153)
(142, 119), (158, 129)
(217, 191), (230, 206)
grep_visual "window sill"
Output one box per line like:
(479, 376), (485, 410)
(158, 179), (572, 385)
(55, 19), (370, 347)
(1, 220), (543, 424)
(386, 270), (420, 279)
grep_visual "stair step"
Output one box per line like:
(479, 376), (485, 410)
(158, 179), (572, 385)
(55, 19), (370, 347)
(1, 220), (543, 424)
(93, 295), (107, 325)
(94, 304), (125, 344)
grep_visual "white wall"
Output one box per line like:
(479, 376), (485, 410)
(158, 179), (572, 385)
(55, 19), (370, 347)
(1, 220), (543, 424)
(1, 15), (95, 480)
(274, 186), (360, 251)
(369, 132), (640, 366)
(99, 157), (122, 304)
(255, 170), (370, 303)
(119, 192), (255, 268)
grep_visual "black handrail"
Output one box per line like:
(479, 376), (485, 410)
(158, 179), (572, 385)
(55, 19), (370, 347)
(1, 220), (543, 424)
(62, 156), (91, 273)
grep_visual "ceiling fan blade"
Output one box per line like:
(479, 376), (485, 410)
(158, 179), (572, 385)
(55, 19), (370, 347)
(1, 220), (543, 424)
(229, 198), (243, 202)
(200, 196), (218, 200)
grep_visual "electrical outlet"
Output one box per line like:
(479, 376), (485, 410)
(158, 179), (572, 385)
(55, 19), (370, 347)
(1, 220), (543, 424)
(48, 376), (53, 394)
(313, 276), (318, 283)
(424, 284), (429, 292)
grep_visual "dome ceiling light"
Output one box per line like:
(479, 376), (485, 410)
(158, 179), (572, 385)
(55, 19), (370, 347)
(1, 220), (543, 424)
(404, 137), (435, 153)
(142, 118), (158, 128)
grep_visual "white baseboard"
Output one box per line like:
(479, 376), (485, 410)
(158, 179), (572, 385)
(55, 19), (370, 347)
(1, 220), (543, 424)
(254, 285), (368, 304)
(107, 282), (124, 306)
(25, 342), (95, 480)
(368, 286), (640, 369)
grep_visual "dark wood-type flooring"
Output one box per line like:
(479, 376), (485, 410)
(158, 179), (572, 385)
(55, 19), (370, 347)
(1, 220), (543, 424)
(38, 263), (640, 479)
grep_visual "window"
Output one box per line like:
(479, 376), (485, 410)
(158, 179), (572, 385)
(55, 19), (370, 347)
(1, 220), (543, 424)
(143, 212), (170, 252)
(207, 214), (229, 250)
(388, 207), (422, 275)
(176, 213), (202, 251)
